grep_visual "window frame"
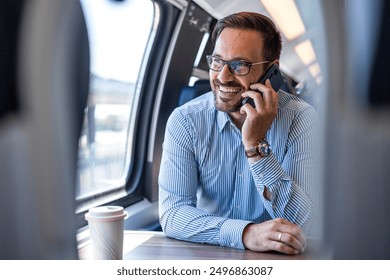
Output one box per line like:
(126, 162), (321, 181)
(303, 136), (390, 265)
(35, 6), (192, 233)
(75, 0), (181, 228)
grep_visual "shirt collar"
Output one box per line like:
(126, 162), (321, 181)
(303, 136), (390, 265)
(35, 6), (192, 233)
(217, 110), (234, 132)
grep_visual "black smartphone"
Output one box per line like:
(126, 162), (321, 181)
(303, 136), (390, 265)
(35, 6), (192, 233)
(241, 64), (284, 108)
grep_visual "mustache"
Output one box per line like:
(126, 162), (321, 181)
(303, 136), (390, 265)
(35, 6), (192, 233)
(213, 79), (243, 88)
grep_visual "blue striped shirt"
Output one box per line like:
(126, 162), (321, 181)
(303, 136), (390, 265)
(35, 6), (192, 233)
(158, 90), (319, 249)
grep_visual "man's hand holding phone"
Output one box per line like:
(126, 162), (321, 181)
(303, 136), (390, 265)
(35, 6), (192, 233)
(241, 64), (284, 108)
(240, 79), (279, 159)
(240, 64), (283, 159)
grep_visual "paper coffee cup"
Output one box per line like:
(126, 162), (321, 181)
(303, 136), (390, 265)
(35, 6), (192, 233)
(85, 206), (128, 260)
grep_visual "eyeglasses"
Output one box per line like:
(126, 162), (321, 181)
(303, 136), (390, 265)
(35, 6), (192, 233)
(206, 55), (269, 76)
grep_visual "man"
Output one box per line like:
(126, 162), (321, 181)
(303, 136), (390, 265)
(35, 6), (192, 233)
(158, 12), (318, 255)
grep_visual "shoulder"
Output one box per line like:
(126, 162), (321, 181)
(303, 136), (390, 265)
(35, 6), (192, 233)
(167, 91), (215, 128)
(170, 92), (215, 120)
(278, 90), (318, 119)
(177, 91), (215, 114)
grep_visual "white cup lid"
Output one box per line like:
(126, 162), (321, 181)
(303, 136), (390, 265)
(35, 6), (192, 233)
(85, 206), (128, 222)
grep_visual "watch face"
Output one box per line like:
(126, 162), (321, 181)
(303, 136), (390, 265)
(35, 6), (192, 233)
(259, 140), (271, 156)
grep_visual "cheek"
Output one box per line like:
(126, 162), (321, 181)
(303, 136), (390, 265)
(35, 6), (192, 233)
(209, 72), (218, 91)
(248, 70), (264, 86)
(242, 74), (263, 90)
(237, 78), (251, 91)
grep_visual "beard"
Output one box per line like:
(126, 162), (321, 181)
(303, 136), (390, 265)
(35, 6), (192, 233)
(212, 79), (244, 112)
(213, 94), (243, 112)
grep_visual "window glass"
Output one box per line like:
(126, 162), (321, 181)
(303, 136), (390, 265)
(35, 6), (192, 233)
(189, 32), (210, 85)
(77, 0), (155, 208)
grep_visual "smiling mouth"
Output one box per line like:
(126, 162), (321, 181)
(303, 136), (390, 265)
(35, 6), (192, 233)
(218, 85), (242, 95)
(213, 85), (243, 112)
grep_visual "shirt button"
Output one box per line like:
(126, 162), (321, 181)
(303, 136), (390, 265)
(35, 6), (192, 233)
(259, 173), (264, 179)
(230, 242), (235, 247)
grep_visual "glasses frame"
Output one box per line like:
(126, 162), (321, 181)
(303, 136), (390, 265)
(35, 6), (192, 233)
(206, 55), (270, 76)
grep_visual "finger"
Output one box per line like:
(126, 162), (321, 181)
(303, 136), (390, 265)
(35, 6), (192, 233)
(262, 79), (278, 108)
(272, 219), (306, 250)
(249, 80), (272, 92)
(265, 78), (272, 88)
(249, 84), (275, 110)
(276, 219), (306, 244)
(275, 231), (305, 253)
(239, 100), (255, 115)
(268, 234), (301, 255)
(269, 240), (300, 255)
(240, 91), (265, 112)
(278, 227), (306, 249)
(286, 227), (306, 248)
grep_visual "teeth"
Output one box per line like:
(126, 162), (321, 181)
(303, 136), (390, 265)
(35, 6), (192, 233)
(219, 86), (241, 94)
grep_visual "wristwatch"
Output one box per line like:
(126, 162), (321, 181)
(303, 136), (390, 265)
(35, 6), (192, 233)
(244, 139), (271, 158)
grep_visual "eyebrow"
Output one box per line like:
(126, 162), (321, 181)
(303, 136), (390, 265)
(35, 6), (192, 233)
(211, 54), (252, 62)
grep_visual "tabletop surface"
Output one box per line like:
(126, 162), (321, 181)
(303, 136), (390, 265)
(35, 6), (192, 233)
(78, 230), (324, 260)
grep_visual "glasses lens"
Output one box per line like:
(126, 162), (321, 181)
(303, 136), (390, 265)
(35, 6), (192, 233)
(206, 56), (250, 75)
(229, 61), (250, 75)
(207, 56), (222, 71)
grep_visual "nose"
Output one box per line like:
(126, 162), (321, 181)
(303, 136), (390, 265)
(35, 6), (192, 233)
(217, 64), (235, 83)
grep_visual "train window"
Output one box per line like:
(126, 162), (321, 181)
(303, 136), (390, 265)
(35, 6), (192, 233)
(76, 0), (156, 210)
(189, 33), (210, 85)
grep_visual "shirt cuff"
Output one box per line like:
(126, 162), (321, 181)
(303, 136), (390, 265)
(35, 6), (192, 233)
(219, 219), (253, 249)
(249, 153), (288, 188)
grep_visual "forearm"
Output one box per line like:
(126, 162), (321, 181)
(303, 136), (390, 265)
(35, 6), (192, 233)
(265, 180), (314, 231)
(249, 154), (316, 232)
(159, 186), (251, 248)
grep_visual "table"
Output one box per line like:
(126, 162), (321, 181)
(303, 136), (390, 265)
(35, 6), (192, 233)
(78, 230), (323, 260)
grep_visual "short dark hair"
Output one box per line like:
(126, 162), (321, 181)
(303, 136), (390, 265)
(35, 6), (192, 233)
(211, 12), (282, 61)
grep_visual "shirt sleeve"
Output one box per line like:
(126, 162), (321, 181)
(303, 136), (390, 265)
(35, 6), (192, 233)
(158, 109), (252, 249)
(249, 106), (320, 233)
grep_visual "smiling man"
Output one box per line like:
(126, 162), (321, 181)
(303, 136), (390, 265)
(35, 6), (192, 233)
(158, 12), (318, 255)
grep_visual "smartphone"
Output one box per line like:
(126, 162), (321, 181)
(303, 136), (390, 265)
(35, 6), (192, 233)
(241, 64), (284, 108)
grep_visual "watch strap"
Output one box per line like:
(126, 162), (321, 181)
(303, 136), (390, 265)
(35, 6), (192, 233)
(244, 138), (271, 158)
(244, 146), (261, 158)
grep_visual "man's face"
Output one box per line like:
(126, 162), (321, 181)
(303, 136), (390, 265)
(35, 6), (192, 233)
(209, 28), (267, 112)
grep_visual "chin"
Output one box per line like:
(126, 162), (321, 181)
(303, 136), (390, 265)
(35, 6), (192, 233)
(214, 94), (242, 113)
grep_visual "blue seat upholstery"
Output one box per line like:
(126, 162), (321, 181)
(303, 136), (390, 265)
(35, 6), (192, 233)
(178, 79), (211, 106)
